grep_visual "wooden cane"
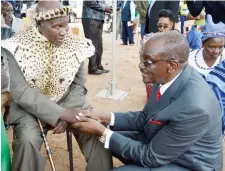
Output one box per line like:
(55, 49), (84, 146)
(38, 119), (56, 171)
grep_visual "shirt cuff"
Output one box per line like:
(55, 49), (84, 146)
(104, 129), (114, 149)
(109, 112), (115, 126)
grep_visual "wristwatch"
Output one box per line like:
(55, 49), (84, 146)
(99, 128), (110, 143)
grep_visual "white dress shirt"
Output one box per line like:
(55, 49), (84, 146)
(104, 71), (182, 148)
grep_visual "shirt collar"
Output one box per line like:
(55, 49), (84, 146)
(159, 71), (182, 95)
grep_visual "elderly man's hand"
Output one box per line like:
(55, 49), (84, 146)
(60, 109), (82, 124)
(73, 113), (106, 136)
(53, 120), (68, 134)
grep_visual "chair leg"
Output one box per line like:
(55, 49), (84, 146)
(66, 129), (69, 151)
(68, 132), (74, 171)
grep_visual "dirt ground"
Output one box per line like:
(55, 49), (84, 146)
(6, 29), (225, 171)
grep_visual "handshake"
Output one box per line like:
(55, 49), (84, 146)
(53, 108), (111, 136)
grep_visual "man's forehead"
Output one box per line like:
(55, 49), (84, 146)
(143, 39), (164, 56)
(2, 2), (13, 11)
(49, 16), (69, 24)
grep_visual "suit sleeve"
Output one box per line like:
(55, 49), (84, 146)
(112, 109), (148, 132)
(167, 1), (180, 23)
(109, 107), (209, 167)
(84, 1), (106, 12)
(187, 1), (205, 17)
(59, 62), (89, 110)
(4, 48), (65, 126)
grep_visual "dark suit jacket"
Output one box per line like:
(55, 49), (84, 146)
(145, 1), (180, 34)
(109, 65), (223, 171)
(187, 1), (225, 24)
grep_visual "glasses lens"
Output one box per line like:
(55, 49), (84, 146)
(158, 24), (168, 29)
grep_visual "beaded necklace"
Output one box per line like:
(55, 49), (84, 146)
(194, 48), (223, 70)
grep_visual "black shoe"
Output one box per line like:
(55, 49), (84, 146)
(98, 67), (110, 73)
(88, 69), (104, 75)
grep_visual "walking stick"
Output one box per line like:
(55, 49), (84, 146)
(38, 119), (56, 171)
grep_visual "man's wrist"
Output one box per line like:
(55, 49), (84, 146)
(102, 113), (111, 125)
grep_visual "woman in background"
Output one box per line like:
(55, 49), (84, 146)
(189, 15), (225, 133)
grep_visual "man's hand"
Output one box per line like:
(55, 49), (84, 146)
(59, 109), (82, 124)
(83, 109), (111, 125)
(105, 6), (112, 13)
(53, 120), (68, 134)
(73, 113), (106, 136)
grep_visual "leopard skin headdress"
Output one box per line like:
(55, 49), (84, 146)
(34, 6), (71, 21)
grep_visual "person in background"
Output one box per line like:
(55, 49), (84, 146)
(188, 15), (225, 78)
(187, 1), (225, 24)
(116, 0), (122, 39)
(1, 1), (23, 34)
(145, 9), (175, 101)
(157, 9), (175, 32)
(145, 1), (180, 34)
(14, 0), (23, 18)
(179, 1), (189, 34)
(82, 0), (111, 75)
(206, 60), (225, 133)
(135, 0), (149, 40)
(188, 15), (225, 134)
(121, 0), (135, 46)
(186, 10), (205, 51)
(1, 14), (15, 40)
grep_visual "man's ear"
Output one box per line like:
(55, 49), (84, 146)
(168, 60), (179, 73)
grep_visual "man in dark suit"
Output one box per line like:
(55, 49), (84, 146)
(145, 1), (180, 33)
(187, 1), (225, 24)
(74, 31), (223, 171)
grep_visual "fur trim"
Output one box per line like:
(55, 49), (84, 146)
(34, 6), (71, 21)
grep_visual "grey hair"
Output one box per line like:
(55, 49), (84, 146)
(146, 31), (190, 63)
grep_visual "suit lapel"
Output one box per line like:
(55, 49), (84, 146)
(146, 64), (193, 119)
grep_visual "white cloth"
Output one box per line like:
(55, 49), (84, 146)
(188, 48), (225, 77)
(104, 71), (182, 149)
(122, 0), (135, 21)
(11, 15), (24, 34)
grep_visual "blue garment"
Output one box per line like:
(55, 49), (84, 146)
(121, 0), (131, 22)
(206, 60), (225, 133)
(122, 21), (134, 45)
(186, 26), (202, 51)
(180, 16), (187, 34)
(117, 0), (122, 8)
(140, 23), (145, 38)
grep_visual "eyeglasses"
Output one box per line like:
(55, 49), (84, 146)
(157, 24), (168, 29)
(140, 58), (174, 68)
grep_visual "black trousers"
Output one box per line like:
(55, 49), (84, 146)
(82, 18), (104, 72)
(112, 131), (190, 171)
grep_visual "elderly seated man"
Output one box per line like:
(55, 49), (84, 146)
(1, 0), (112, 171)
(74, 31), (223, 171)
